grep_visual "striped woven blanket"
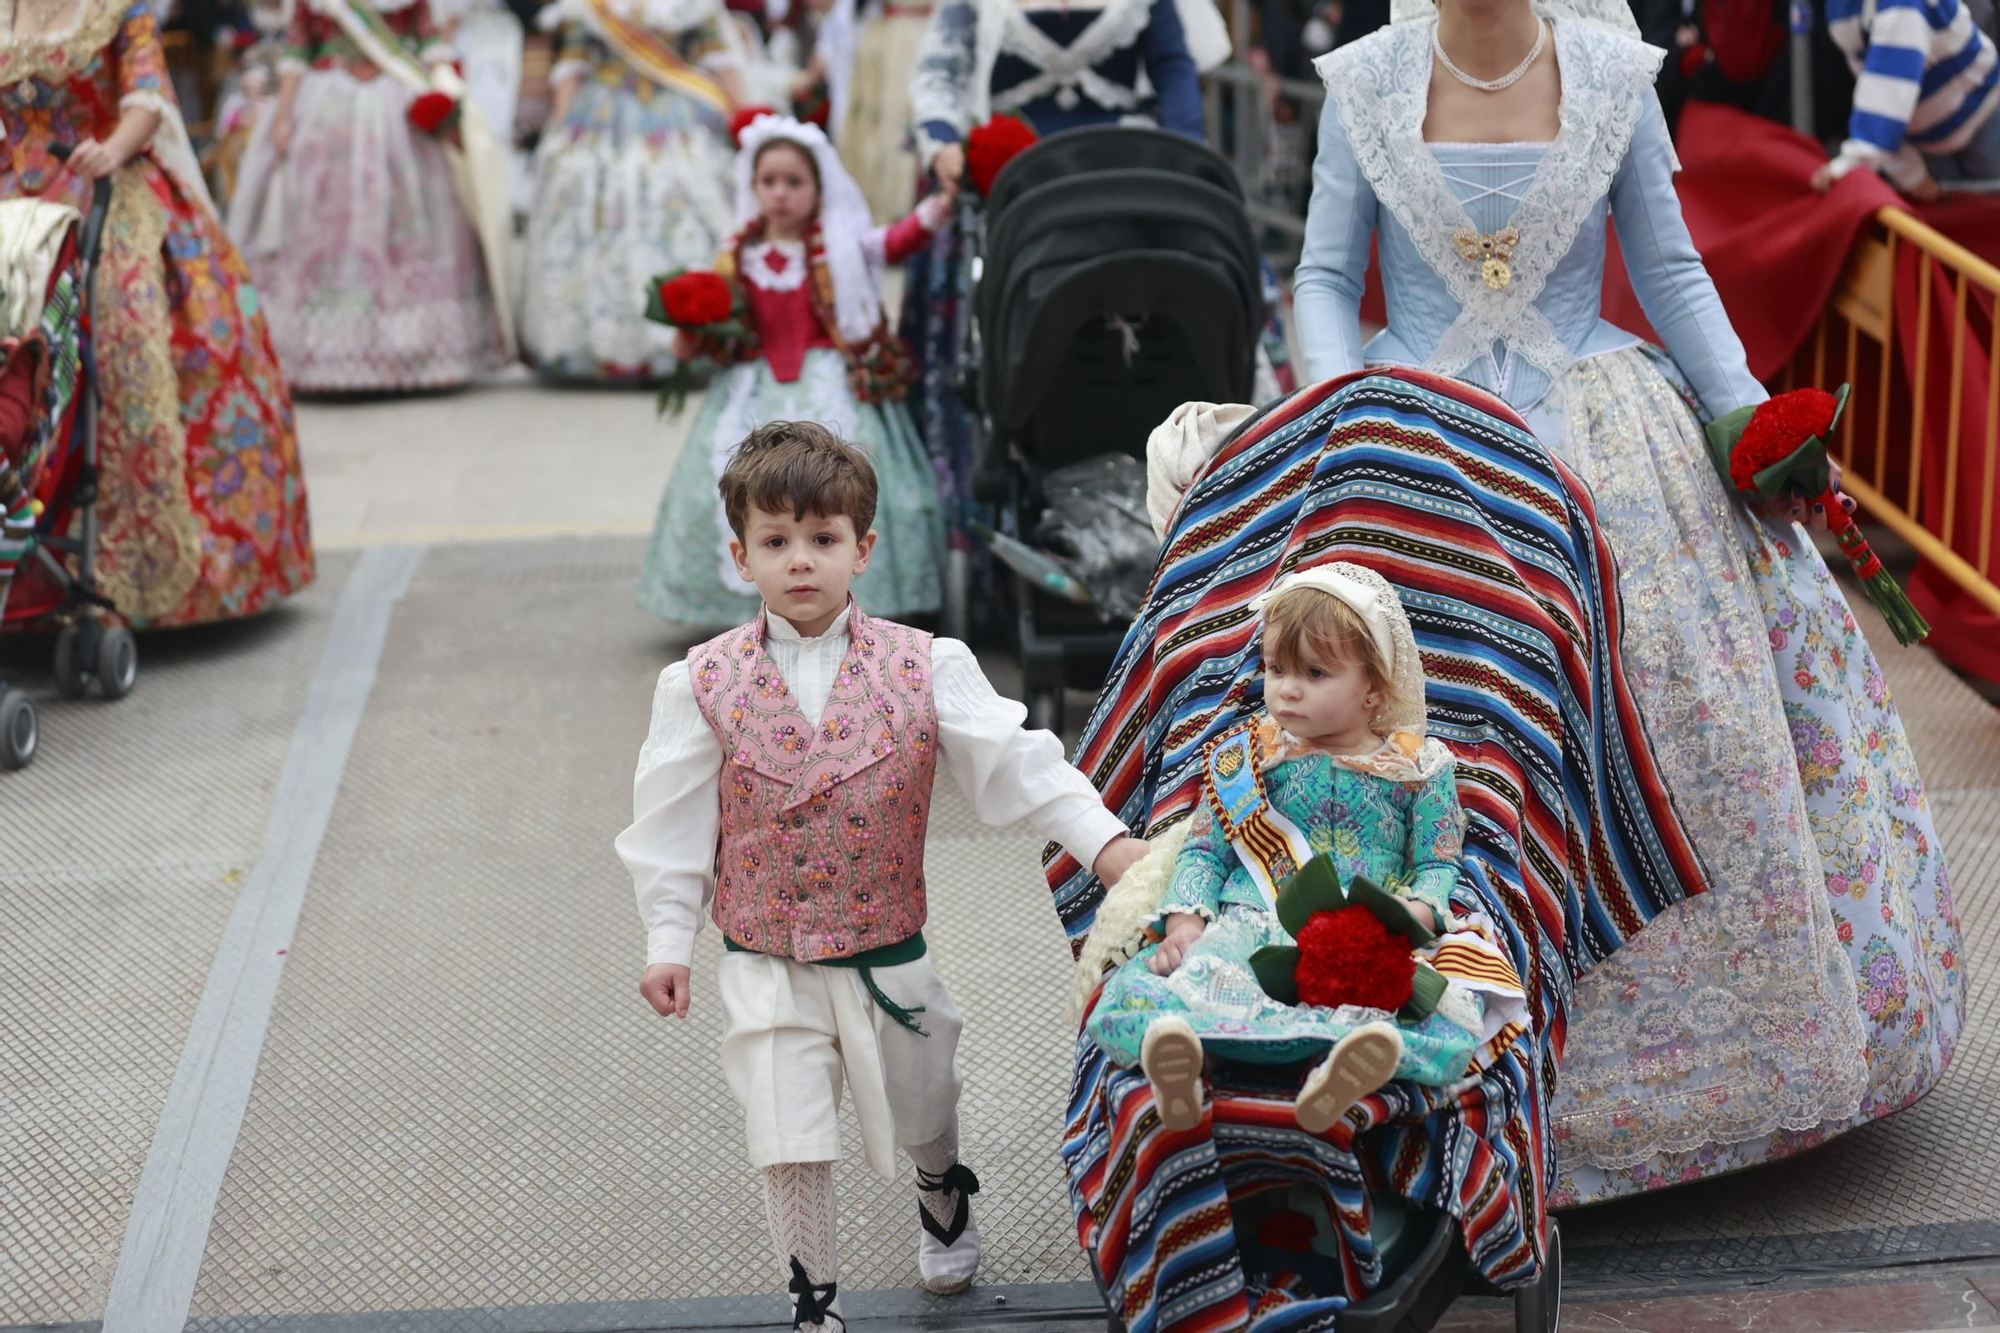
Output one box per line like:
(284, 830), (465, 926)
(1049, 370), (1706, 1332)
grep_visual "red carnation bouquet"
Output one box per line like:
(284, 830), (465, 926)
(643, 268), (759, 413)
(406, 89), (462, 138)
(1706, 385), (1929, 645)
(1248, 856), (1447, 1019)
(965, 115), (1038, 196)
(729, 104), (778, 147)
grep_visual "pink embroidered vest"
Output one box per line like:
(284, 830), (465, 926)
(689, 606), (939, 963)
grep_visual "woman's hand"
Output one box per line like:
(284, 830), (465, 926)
(66, 138), (126, 179)
(932, 143), (966, 190)
(270, 112), (295, 157)
(671, 329), (699, 361)
(1766, 458), (1858, 531)
(1093, 834), (1150, 886)
(1149, 912), (1207, 976)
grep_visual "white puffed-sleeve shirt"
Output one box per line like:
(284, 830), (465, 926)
(615, 609), (1131, 969)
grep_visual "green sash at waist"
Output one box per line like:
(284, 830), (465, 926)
(725, 931), (929, 1035)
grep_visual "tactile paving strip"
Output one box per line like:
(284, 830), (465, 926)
(181, 539), (1089, 1328)
(0, 559), (350, 1327)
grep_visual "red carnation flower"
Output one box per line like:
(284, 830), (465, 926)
(407, 90), (459, 136)
(730, 105), (779, 148)
(1293, 906), (1416, 1012)
(966, 115), (1038, 196)
(1729, 388), (1839, 492)
(659, 270), (735, 327)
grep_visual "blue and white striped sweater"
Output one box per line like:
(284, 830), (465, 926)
(1826, 0), (2000, 180)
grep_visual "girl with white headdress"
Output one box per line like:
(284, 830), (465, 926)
(638, 111), (950, 626)
(1082, 563), (1531, 1134)
(1294, 0), (1963, 1204)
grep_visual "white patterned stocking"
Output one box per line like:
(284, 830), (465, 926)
(905, 1118), (982, 1293)
(763, 1162), (844, 1330)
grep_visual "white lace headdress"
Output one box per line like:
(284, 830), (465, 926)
(1249, 561), (1431, 743)
(1388, 0), (1640, 36)
(733, 113), (884, 345)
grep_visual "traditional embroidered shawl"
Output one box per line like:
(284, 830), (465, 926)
(1053, 369), (1707, 1329)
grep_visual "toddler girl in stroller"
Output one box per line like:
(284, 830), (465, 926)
(1086, 564), (1530, 1136)
(1055, 368), (1711, 1331)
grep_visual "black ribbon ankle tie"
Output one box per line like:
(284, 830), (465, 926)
(915, 1162), (981, 1248)
(787, 1255), (843, 1331)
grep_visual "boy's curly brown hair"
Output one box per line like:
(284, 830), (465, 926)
(717, 420), (878, 539)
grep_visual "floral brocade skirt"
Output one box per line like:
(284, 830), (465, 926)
(637, 348), (945, 627)
(521, 66), (735, 382)
(8, 155), (314, 628)
(1528, 346), (1964, 1206)
(1085, 905), (1480, 1087)
(228, 67), (507, 391)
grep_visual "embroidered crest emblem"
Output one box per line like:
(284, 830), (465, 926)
(1215, 745), (1246, 778)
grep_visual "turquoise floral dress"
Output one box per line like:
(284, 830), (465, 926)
(1086, 726), (1486, 1087)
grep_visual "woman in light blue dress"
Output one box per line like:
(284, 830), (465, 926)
(1295, 0), (1963, 1206)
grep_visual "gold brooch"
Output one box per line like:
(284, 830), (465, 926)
(1215, 745), (1245, 778)
(1454, 226), (1522, 291)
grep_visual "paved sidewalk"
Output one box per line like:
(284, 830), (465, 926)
(1, 382), (1996, 1333)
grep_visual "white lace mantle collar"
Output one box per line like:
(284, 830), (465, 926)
(742, 238), (810, 292)
(1315, 15), (1666, 383)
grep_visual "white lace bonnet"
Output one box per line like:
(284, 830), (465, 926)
(732, 113), (884, 345)
(1249, 561), (1430, 740)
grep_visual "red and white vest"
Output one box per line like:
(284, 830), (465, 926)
(689, 606), (938, 962)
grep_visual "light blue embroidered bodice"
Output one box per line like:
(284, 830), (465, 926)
(1293, 15), (1765, 440)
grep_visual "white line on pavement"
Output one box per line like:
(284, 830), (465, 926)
(101, 544), (426, 1333)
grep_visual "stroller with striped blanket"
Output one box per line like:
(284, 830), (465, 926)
(0, 163), (139, 771)
(1050, 370), (1712, 1332)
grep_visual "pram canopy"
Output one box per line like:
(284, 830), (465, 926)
(1051, 370), (1709, 1331)
(976, 134), (1263, 450)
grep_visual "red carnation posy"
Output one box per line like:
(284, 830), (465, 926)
(966, 115), (1038, 196)
(1294, 906), (1417, 1012)
(659, 271), (735, 327)
(730, 105), (779, 147)
(1729, 387), (1838, 491)
(407, 90), (459, 136)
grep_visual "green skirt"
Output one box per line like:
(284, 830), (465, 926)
(1087, 905), (1481, 1086)
(638, 348), (946, 628)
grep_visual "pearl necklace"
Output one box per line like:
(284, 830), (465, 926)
(1432, 16), (1546, 92)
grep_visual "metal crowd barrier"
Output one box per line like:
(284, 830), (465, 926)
(1782, 206), (2000, 618)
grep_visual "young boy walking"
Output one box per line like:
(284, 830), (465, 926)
(616, 421), (1147, 1330)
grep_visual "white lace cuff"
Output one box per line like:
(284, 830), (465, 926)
(550, 57), (591, 86)
(277, 55), (308, 76)
(1152, 901), (1218, 933)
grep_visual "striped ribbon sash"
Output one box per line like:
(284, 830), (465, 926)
(584, 0), (735, 116)
(1428, 921), (1532, 1073)
(1204, 724), (1312, 914)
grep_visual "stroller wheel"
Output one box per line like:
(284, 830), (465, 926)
(96, 626), (137, 702)
(1, 688), (37, 770)
(53, 623), (90, 700)
(1515, 1218), (1561, 1333)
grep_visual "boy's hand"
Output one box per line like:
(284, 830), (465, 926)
(1093, 834), (1149, 886)
(1150, 912), (1207, 976)
(1407, 900), (1439, 932)
(641, 963), (692, 1018)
